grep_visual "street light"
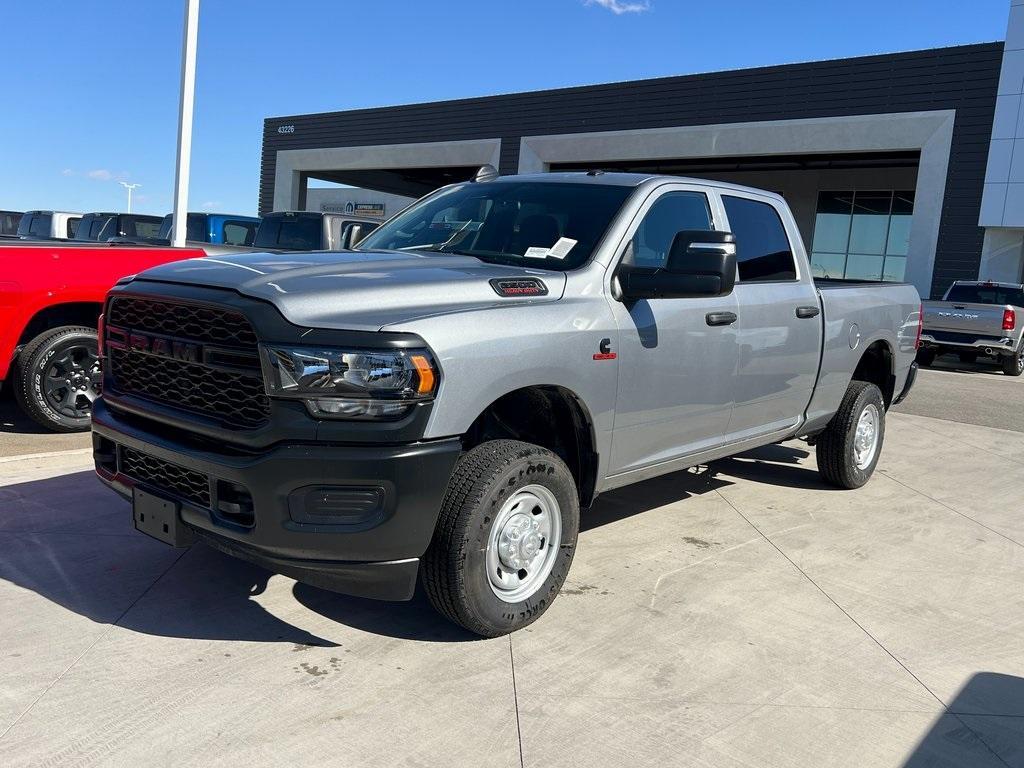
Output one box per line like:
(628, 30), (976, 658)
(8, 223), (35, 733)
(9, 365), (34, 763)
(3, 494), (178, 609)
(172, 0), (200, 248)
(118, 182), (141, 213)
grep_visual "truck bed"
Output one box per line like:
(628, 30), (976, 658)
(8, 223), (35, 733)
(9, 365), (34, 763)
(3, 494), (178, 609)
(802, 278), (920, 434)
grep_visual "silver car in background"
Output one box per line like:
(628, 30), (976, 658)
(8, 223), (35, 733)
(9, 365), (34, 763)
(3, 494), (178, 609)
(919, 280), (1024, 375)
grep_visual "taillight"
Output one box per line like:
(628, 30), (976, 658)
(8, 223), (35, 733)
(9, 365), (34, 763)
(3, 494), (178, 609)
(915, 303), (923, 349)
(97, 312), (105, 356)
(1003, 308), (1016, 332)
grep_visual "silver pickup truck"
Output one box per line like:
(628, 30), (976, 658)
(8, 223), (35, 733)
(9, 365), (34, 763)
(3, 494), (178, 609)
(92, 172), (920, 636)
(918, 280), (1024, 376)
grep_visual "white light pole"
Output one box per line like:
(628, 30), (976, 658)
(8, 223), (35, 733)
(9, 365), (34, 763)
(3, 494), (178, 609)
(119, 182), (141, 213)
(171, 0), (200, 247)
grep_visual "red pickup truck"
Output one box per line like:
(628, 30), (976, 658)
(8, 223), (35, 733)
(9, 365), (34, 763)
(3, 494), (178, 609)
(1, 241), (207, 431)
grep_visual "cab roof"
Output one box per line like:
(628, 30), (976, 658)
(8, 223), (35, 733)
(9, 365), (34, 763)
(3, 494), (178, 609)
(492, 171), (784, 199)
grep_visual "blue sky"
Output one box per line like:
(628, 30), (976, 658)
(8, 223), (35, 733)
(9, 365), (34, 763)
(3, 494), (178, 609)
(0, 0), (1010, 217)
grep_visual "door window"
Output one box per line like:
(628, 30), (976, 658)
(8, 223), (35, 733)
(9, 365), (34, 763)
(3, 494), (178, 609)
(722, 196), (797, 282)
(222, 220), (258, 246)
(624, 191), (712, 268)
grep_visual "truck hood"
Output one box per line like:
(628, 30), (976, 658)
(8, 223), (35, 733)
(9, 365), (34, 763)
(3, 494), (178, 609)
(134, 250), (567, 331)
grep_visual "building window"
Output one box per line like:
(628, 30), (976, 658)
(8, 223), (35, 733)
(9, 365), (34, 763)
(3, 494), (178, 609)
(810, 191), (914, 282)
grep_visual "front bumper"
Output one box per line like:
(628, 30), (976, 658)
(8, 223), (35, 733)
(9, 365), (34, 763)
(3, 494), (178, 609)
(92, 399), (462, 601)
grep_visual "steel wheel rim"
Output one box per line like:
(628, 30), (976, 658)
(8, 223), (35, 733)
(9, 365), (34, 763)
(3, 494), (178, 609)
(486, 484), (562, 603)
(42, 343), (101, 419)
(853, 403), (880, 470)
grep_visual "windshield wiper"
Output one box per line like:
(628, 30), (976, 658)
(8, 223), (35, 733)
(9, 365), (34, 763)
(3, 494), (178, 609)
(395, 243), (459, 252)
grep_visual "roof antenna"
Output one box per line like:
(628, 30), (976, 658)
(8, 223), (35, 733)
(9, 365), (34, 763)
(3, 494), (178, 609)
(473, 164), (499, 183)
(585, 169), (605, 176)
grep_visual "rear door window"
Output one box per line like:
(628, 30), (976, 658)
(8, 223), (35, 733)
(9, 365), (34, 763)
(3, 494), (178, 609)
(722, 195), (797, 282)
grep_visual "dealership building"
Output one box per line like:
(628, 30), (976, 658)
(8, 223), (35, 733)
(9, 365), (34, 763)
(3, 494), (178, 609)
(260, 5), (1024, 299)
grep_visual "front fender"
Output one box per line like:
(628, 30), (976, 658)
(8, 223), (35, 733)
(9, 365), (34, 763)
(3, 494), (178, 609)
(395, 300), (619, 447)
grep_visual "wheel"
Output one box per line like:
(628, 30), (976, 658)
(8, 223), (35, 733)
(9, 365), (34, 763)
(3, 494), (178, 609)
(422, 440), (580, 637)
(816, 380), (886, 489)
(916, 348), (936, 367)
(1002, 349), (1024, 377)
(13, 326), (101, 432)
(958, 351), (977, 364)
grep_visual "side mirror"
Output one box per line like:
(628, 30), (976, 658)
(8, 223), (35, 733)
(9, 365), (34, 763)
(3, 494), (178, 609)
(618, 230), (737, 301)
(341, 223), (368, 250)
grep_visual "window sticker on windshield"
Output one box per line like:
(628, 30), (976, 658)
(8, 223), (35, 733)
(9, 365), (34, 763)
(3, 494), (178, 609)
(523, 246), (551, 259)
(547, 237), (577, 259)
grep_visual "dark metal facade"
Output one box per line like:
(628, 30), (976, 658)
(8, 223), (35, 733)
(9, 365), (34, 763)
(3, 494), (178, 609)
(260, 43), (1001, 298)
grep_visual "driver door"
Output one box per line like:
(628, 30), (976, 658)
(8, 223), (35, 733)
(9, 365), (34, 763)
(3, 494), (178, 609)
(606, 186), (739, 476)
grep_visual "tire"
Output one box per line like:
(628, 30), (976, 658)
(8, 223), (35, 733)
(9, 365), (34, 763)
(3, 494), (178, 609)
(1002, 349), (1024, 377)
(958, 351), (978, 364)
(13, 326), (100, 432)
(422, 440), (580, 637)
(816, 380), (886, 490)
(916, 348), (936, 367)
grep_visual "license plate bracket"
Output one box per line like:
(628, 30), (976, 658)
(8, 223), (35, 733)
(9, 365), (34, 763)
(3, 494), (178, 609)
(132, 488), (194, 547)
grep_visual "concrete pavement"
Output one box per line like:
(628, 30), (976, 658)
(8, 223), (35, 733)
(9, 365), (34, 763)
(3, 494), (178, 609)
(2, 407), (1023, 767)
(893, 355), (1024, 432)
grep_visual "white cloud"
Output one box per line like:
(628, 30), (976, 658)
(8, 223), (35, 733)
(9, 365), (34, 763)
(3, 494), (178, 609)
(585, 0), (650, 14)
(87, 169), (114, 181)
(61, 168), (75, 177)
(201, 200), (222, 210)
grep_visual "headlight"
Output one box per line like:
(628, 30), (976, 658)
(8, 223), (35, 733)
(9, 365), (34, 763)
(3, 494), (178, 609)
(259, 344), (438, 420)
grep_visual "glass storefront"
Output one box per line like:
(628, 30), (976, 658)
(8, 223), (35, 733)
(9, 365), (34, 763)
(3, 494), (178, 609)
(810, 190), (914, 281)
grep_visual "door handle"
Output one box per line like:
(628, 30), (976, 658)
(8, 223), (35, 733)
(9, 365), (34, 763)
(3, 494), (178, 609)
(796, 306), (820, 319)
(705, 311), (738, 326)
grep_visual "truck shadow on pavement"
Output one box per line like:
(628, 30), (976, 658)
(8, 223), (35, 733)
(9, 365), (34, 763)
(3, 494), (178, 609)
(0, 471), (476, 644)
(1, 443), (839, 645)
(901, 672), (1024, 767)
(0, 398), (50, 435)
(713, 442), (841, 492)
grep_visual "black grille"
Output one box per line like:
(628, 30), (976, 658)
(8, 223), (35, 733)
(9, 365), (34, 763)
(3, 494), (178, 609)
(107, 297), (258, 347)
(121, 447), (211, 508)
(109, 349), (270, 428)
(106, 297), (270, 429)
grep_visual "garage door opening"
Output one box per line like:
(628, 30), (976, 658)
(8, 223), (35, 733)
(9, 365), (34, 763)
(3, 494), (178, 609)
(551, 150), (921, 282)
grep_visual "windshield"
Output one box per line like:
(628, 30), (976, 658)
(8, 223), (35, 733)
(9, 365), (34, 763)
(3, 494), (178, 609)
(254, 214), (323, 250)
(121, 215), (162, 239)
(945, 283), (1024, 307)
(356, 181), (634, 270)
(74, 214), (115, 241)
(158, 213), (207, 242)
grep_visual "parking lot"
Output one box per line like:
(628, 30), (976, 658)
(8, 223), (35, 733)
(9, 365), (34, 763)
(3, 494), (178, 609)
(1, 364), (1023, 768)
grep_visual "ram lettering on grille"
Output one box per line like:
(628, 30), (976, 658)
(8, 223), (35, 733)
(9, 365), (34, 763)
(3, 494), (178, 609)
(106, 297), (270, 428)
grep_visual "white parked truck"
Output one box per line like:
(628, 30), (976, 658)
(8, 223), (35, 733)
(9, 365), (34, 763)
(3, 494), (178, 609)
(17, 210), (83, 240)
